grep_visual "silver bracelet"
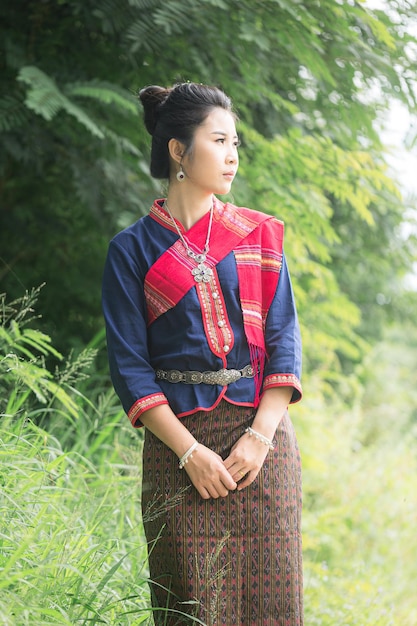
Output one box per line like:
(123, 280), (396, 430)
(245, 426), (275, 450)
(178, 441), (198, 469)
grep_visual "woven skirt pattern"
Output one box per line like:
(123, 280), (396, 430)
(141, 401), (303, 626)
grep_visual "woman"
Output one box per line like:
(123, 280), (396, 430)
(102, 82), (303, 625)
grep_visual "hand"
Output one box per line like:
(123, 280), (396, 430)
(223, 432), (270, 491)
(183, 444), (237, 499)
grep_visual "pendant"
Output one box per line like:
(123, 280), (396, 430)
(187, 249), (207, 264)
(192, 263), (213, 283)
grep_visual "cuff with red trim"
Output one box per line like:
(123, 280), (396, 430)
(128, 393), (169, 427)
(263, 373), (302, 403)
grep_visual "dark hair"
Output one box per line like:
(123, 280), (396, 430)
(138, 82), (234, 179)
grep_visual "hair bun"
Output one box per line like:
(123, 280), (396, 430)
(138, 85), (171, 135)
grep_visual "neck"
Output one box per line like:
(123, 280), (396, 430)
(165, 189), (214, 230)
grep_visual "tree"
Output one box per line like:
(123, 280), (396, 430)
(1, 0), (416, 392)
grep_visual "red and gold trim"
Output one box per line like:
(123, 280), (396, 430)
(145, 199), (289, 403)
(145, 198), (273, 327)
(128, 393), (168, 427)
(263, 373), (302, 403)
(196, 269), (234, 360)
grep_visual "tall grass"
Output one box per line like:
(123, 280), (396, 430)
(1, 290), (416, 625)
(0, 289), (148, 624)
(0, 411), (155, 625)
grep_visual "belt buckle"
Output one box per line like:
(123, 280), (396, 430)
(204, 368), (242, 385)
(240, 364), (254, 378)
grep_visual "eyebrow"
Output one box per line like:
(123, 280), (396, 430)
(211, 131), (239, 140)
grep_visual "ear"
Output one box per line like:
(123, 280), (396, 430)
(168, 138), (186, 165)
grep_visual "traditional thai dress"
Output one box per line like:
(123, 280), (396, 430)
(102, 197), (303, 626)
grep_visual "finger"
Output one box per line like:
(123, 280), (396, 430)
(223, 452), (244, 469)
(237, 471), (256, 491)
(206, 484), (228, 499)
(223, 458), (247, 482)
(198, 486), (211, 500)
(220, 469), (237, 491)
(232, 469), (246, 482)
(223, 455), (243, 472)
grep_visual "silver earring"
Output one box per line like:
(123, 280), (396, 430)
(176, 167), (185, 182)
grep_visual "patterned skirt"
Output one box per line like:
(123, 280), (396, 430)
(141, 401), (303, 626)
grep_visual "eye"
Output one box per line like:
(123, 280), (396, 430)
(216, 138), (225, 144)
(234, 140), (241, 148)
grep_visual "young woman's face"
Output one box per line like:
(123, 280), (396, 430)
(182, 107), (239, 196)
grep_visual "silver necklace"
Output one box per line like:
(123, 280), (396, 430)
(164, 200), (214, 283)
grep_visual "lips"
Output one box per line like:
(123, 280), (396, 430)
(223, 171), (236, 179)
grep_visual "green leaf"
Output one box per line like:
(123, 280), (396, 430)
(17, 66), (106, 138)
(66, 81), (138, 116)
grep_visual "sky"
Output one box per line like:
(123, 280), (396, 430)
(381, 102), (417, 201)
(380, 102), (417, 288)
(365, 0), (417, 203)
(366, 0), (417, 288)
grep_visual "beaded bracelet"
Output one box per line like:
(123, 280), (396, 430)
(245, 426), (275, 450)
(178, 441), (199, 469)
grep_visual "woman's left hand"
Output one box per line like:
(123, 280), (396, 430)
(224, 387), (292, 490)
(223, 433), (270, 491)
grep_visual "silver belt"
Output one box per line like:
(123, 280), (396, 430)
(155, 364), (254, 386)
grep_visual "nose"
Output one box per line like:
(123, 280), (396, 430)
(227, 147), (238, 164)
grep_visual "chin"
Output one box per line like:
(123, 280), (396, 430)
(215, 183), (233, 196)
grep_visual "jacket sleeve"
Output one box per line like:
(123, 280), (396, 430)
(262, 253), (302, 403)
(102, 238), (169, 427)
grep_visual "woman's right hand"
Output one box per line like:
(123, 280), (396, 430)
(139, 405), (236, 499)
(183, 444), (237, 499)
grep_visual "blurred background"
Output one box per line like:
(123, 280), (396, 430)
(1, 1), (417, 624)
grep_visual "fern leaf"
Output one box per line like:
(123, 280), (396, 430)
(154, 2), (193, 35)
(125, 15), (163, 52)
(0, 95), (30, 132)
(102, 127), (142, 156)
(17, 66), (105, 139)
(17, 66), (65, 120)
(126, 0), (159, 8)
(66, 81), (138, 116)
(201, 0), (228, 7)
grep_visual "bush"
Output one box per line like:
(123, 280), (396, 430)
(2, 289), (417, 625)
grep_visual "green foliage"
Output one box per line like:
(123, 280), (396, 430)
(1, 270), (417, 625)
(1, 0), (417, 371)
(0, 291), (149, 624)
(18, 66), (104, 137)
(0, 415), (154, 625)
(1, 6), (416, 620)
(0, 288), (96, 421)
(0, 299), (211, 625)
(295, 322), (417, 624)
(234, 123), (410, 391)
